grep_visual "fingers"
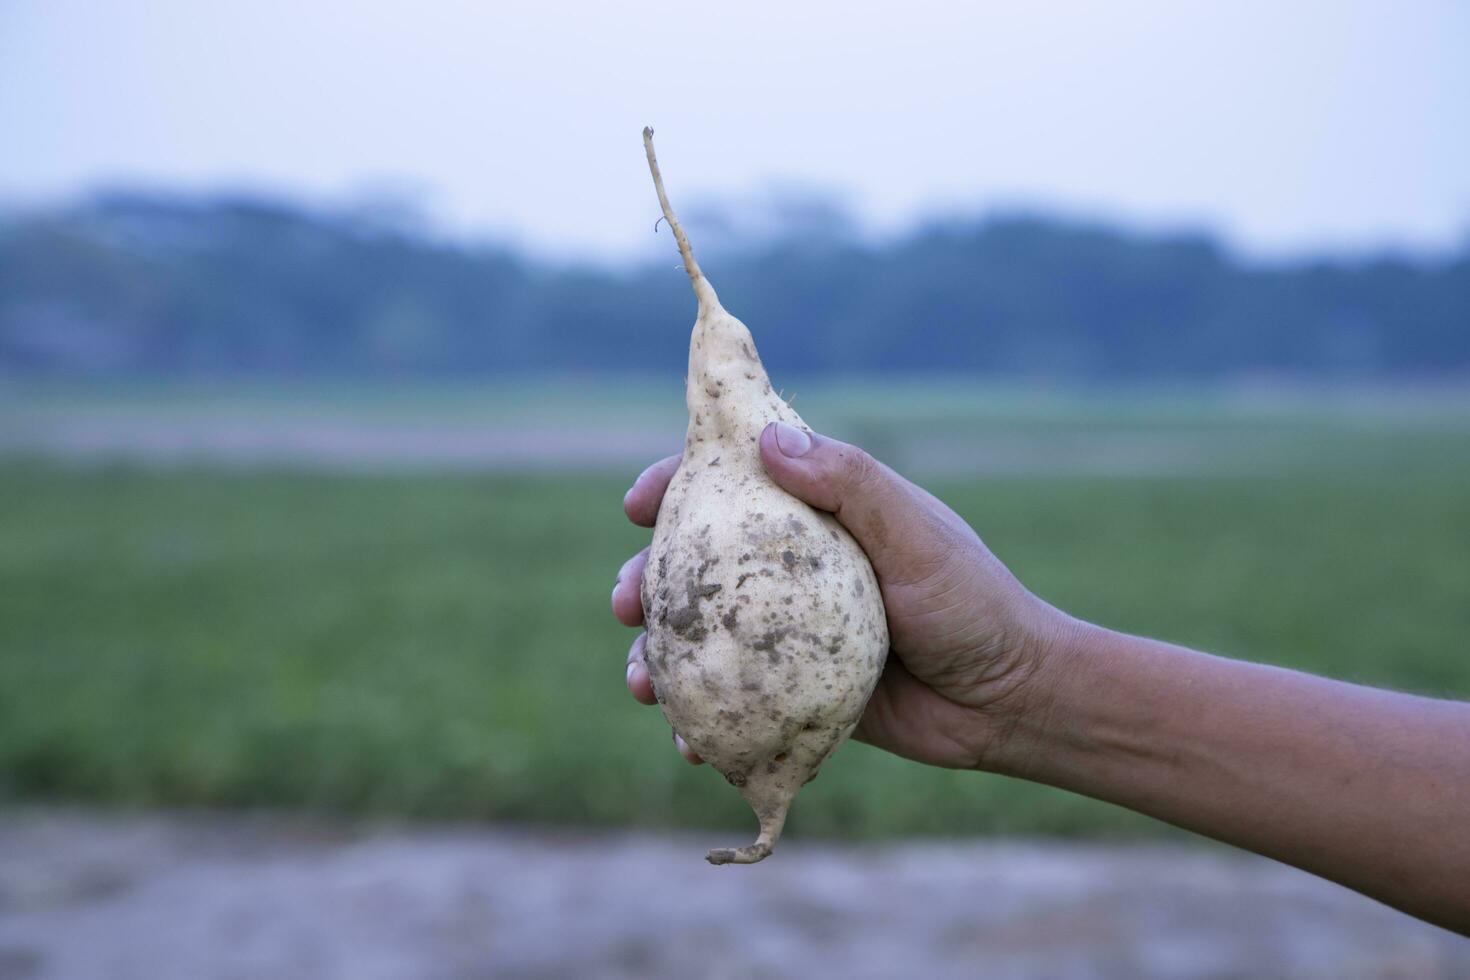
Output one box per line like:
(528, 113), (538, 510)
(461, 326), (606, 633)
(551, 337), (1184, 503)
(673, 731), (703, 765)
(623, 454), (681, 527)
(612, 548), (649, 626)
(620, 454), (704, 766)
(625, 633), (657, 705)
(625, 634), (701, 763)
(615, 454), (678, 626)
(757, 422), (959, 585)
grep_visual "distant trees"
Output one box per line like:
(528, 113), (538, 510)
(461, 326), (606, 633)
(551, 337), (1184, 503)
(1, 192), (1466, 379)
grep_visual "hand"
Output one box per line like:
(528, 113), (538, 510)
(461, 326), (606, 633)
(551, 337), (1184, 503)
(612, 424), (1470, 935)
(612, 421), (1070, 770)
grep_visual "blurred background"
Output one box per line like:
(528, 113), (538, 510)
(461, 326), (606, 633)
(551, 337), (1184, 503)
(2, 1), (1469, 977)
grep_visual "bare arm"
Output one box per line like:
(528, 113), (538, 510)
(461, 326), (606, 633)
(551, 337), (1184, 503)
(1002, 621), (1470, 934)
(613, 422), (1470, 935)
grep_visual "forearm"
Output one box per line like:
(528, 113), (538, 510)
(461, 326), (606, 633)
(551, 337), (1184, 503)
(992, 618), (1470, 934)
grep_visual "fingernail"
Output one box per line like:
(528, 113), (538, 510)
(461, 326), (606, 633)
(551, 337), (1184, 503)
(773, 422), (812, 458)
(626, 661), (639, 683)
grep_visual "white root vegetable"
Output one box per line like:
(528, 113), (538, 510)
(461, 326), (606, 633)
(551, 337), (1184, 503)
(639, 127), (889, 865)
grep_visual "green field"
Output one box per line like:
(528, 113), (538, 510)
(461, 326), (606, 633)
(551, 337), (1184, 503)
(2, 385), (1469, 840)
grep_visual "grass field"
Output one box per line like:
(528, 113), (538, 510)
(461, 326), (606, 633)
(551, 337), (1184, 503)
(2, 384), (1469, 840)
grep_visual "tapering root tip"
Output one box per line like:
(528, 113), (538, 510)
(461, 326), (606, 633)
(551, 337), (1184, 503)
(706, 841), (773, 866)
(705, 814), (785, 866)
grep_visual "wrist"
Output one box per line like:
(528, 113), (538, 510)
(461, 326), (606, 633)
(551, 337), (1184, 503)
(973, 601), (1101, 778)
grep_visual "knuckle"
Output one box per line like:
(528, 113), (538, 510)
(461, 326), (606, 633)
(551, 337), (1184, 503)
(838, 444), (882, 496)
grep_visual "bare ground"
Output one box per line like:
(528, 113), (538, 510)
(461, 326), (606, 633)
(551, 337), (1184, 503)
(0, 416), (1277, 477)
(0, 810), (1465, 979)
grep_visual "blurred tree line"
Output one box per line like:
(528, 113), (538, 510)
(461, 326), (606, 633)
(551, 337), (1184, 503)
(0, 192), (1466, 379)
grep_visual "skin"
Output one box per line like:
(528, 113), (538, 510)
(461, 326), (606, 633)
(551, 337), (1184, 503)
(613, 424), (1470, 936)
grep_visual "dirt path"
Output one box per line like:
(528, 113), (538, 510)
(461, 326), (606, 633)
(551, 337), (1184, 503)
(0, 415), (1286, 476)
(0, 810), (1464, 979)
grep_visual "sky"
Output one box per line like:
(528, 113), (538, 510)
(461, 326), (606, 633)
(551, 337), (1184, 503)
(2, 1), (1468, 262)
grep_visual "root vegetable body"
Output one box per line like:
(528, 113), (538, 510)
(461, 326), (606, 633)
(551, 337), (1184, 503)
(639, 128), (889, 865)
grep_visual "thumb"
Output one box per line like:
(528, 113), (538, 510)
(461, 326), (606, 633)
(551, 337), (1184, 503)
(758, 421), (947, 584)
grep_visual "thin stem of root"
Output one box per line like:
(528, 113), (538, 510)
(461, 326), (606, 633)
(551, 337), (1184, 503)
(643, 127), (704, 287)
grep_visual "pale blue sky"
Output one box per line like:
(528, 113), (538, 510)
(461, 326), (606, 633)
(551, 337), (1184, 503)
(2, 1), (1467, 261)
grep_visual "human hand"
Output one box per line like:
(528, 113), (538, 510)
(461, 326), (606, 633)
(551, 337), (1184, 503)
(612, 421), (1071, 771)
(617, 423), (1470, 934)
